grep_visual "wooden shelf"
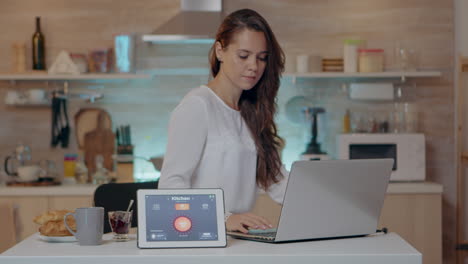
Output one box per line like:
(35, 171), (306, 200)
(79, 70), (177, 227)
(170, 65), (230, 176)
(0, 73), (152, 81)
(140, 69), (442, 78)
(0, 71), (441, 81)
(140, 68), (210, 76)
(283, 71), (442, 84)
(284, 71), (442, 79)
(5, 102), (50, 107)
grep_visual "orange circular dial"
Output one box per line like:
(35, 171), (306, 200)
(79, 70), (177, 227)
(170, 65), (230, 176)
(173, 216), (192, 232)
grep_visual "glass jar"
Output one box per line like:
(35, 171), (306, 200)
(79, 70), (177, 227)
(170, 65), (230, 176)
(358, 49), (384, 72)
(12, 43), (27, 73)
(88, 49), (110, 73)
(63, 154), (77, 184)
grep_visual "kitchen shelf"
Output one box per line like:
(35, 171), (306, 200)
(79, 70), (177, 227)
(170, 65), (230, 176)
(139, 68), (210, 76)
(284, 71), (442, 83)
(0, 71), (441, 81)
(0, 73), (152, 81)
(5, 101), (50, 107)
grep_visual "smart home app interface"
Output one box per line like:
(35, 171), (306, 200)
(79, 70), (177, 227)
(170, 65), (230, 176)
(145, 194), (218, 241)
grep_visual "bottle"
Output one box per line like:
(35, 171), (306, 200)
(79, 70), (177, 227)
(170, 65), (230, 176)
(343, 109), (351, 133)
(74, 155), (89, 184)
(92, 155), (109, 185)
(32, 16), (45, 70)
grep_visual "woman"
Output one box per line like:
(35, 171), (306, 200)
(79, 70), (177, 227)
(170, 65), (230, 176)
(159, 8), (288, 234)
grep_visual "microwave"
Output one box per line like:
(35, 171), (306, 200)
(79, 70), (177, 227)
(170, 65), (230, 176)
(337, 133), (425, 181)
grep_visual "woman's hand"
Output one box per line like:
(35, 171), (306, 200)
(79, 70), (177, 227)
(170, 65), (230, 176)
(226, 212), (273, 233)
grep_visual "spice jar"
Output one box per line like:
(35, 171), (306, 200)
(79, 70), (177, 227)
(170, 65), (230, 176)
(88, 49), (110, 73)
(358, 49), (384, 72)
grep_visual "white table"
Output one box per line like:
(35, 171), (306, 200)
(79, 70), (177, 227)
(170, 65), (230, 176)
(1, 232), (421, 264)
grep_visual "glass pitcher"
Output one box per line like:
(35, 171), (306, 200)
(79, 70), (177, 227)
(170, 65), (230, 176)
(4, 142), (31, 176)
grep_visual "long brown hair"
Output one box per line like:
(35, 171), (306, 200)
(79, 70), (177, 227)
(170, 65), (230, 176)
(209, 9), (285, 190)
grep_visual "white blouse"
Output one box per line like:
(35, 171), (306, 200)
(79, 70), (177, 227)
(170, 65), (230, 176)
(159, 85), (289, 214)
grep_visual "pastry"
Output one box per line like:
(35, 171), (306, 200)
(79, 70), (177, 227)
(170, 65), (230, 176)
(33, 210), (76, 236)
(33, 209), (72, 225)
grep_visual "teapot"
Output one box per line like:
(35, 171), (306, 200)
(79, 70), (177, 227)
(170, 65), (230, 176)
(4, 142), (31, 176)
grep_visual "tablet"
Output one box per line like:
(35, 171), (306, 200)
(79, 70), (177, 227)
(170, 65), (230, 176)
(137, 189), (227, 248)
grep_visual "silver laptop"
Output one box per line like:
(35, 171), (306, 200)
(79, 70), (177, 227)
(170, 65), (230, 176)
(227, 159), (393, 243)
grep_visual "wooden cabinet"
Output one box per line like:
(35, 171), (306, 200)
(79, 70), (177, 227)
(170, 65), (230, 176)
(0, 196), (92, 242)
(251, 190), (442, 264)
(379, 194), (442, 264)
(0, 197), (48, 242)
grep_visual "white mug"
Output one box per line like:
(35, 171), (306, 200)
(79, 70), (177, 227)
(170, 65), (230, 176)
(17, 165), (42, 182)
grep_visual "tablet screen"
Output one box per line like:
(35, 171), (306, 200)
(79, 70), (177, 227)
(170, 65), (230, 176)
(145, 194), (218, 241)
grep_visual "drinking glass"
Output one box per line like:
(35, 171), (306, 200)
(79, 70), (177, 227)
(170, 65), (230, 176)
(391, 103), (405, 133)
(394, 42), (418, 71)
(108, 211), (132, 241)
(403, 103), (418, 133)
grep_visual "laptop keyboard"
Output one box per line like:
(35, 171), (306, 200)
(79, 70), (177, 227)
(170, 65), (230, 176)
(247, 228), (277, 240)
(253, 232), (276, 237)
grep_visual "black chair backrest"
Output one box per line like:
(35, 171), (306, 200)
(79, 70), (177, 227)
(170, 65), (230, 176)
(93, 181), (158, 233)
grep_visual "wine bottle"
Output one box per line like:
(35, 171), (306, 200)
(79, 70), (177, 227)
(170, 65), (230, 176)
(32, 16), (45, 70)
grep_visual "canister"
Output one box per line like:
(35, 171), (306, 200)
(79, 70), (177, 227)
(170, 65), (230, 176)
(358, 49), (384, 72)
(12, 43), (26, 73)
(343, 39), (365, 73)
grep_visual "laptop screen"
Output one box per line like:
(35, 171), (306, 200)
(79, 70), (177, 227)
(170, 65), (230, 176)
(144, 194), (219, 241)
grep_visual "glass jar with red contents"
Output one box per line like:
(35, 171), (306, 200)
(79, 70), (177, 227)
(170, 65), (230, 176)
(358, 49), (384, 72)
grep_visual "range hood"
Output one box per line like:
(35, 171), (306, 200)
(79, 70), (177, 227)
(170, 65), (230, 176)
(142, 0), (222, 44)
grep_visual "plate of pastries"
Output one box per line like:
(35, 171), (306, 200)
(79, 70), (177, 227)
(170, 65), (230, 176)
(33, 210), (77, 242)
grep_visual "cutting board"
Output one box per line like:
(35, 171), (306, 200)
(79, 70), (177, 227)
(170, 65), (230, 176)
(84, 111), (115, 180)
(74, 108), (112, 150)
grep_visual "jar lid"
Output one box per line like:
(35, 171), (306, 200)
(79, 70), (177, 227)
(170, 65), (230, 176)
(358, 49), (384, 53)
(70, 53), (86, 58)
(64, 154), (78, 160)
(344, 39), (365, 45)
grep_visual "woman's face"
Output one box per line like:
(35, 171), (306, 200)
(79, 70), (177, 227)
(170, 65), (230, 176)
(216, 29), (268, 91)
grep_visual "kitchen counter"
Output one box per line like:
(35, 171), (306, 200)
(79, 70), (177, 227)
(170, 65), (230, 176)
(0, 181), (441, 264)
(386, 182), (443, 194)
(0, 181), (443, 196)
(1, 232), (421, 264)
(0, 184), (98, 196)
